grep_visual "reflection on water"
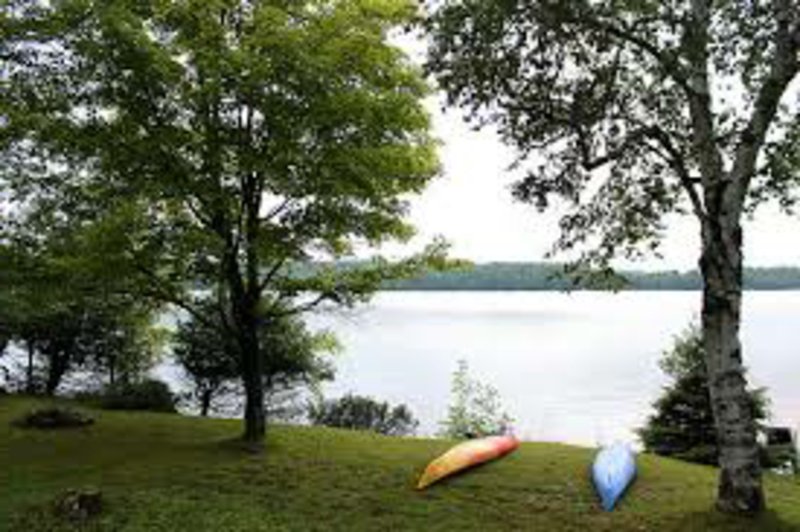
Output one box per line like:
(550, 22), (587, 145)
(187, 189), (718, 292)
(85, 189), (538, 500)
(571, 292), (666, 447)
(308, 291), (800, 447)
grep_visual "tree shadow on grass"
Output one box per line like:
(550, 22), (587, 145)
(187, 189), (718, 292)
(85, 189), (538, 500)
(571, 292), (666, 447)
(213, 435), (286, 456)
(670, 508), (796, 532)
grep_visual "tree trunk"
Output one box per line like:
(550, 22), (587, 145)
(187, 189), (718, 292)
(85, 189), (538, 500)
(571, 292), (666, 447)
(700, 217), (764, 514)
(231, 278), (265, 445)
(45, 352), (69, 396)
(241, 319), (265, 445)
(200, 389), (212, 417)
(26, 341), (35, 394)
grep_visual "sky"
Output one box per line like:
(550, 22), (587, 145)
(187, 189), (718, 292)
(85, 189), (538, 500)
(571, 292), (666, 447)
(383, 34), (800, 272)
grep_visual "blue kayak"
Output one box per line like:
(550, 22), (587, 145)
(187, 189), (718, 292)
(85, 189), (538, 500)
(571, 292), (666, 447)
(591, 443), (637, 511)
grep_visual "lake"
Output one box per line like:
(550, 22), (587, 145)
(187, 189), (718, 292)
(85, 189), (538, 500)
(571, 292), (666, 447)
(306, 291), (800, 447)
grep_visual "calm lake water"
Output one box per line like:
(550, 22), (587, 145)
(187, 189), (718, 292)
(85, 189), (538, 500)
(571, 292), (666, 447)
(306, 291), (800, 447)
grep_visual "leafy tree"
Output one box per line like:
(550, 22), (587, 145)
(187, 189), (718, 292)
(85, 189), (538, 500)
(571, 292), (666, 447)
(2, 0), (447, 446)
(425, 0), (800, 513)
(0, 237), (161, 395)
(173, 309), (238, 417)
(174, 301), (336, 417)
(639, 325), (769, 466)
(308, 393), (419, 436)
(439, 359), (513, 439)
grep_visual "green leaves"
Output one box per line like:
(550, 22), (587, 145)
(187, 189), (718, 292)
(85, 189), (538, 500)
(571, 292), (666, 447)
(3, 0), (443, 311)
(271, 236), (455, 312)
(439, 359), (514, 439)
(638, 324), (770, 466)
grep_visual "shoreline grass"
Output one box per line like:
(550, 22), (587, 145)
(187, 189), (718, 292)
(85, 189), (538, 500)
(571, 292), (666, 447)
(1, 396), (798, 531)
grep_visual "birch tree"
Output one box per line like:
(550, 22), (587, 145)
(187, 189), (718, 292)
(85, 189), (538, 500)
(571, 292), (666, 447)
(426, 0), (800, 514)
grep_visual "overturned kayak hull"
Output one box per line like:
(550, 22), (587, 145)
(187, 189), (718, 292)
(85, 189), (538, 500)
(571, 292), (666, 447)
(592, 443), (637, 511)
(417, 435), (519, 490)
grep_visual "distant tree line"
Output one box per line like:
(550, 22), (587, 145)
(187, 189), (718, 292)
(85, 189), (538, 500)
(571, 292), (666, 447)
(381, 263), (800, 291)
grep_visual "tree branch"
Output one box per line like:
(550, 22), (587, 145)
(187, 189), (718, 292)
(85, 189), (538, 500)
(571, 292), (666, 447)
(258, 255), (288, 293)
(260, 197), (295, 223)
(731, 1), (800, 205)
(645, 126), (707, 220)
(128, 259), (214, 330)
(577, 126), (652, 171)
(272, 292), (334, 318)
(685, 0), (726, 201)
(576, 14), (691, 93)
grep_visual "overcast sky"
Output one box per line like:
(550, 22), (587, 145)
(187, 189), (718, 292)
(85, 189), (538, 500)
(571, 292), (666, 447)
(384, 34), (800, 272)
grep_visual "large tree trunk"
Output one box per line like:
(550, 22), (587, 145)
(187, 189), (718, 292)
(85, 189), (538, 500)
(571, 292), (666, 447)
(44, 351), (69, 396)
(240, 172), (266, 446)
(700, 216), (764, 514)
(241, 319), (265, 445)
(222, 236), (266, 445)
(232, 276), (265, 445)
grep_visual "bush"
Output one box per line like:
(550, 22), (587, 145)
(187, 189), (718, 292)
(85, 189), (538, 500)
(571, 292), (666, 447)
(308, 394), (418, 436)
(12, 406), (94, 429)
(101, 379), (177, 413)
(638, 324), (769, 466)
(439, 359), (514, 439)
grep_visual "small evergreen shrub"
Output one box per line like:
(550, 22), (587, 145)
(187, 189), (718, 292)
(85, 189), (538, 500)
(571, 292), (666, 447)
(308, 394), (418, 436)
(101, 379), (177, 413)
(13, 406), (94, 429)
(439, 359), (514, 439)
(638, 324), (768, 466)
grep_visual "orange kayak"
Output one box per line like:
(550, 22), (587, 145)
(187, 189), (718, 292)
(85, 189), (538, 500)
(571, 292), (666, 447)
(416, 435), (519, 489)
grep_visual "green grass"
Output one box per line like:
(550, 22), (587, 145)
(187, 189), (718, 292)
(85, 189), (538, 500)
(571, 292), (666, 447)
(1, 396), (798, 531)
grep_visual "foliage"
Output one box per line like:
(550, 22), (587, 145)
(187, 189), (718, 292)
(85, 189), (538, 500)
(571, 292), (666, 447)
(1, 0), (449, 442)
(638, 325), (769, 466)
(3, 396), (800, 531)
(101, 379), (177, 413)
(11, 406), (94, 430)
(173, 305), (239, 417)
(425, 2), (800, 265)
(439, 359), (513, 439)
(760, 427), (798, 473)
(308, 393), (418, 436)
(0, 240), (163, 395)
(174, 303), (337, 417)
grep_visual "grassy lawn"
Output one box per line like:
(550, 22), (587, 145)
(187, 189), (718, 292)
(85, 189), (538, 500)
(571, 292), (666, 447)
(1, 396), (798, 531)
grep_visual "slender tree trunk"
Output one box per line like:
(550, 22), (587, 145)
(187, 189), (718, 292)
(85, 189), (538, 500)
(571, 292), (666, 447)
(26, 341), (35, 394)
(200, 389), (212, 417)
(700, 215), (764, 514)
